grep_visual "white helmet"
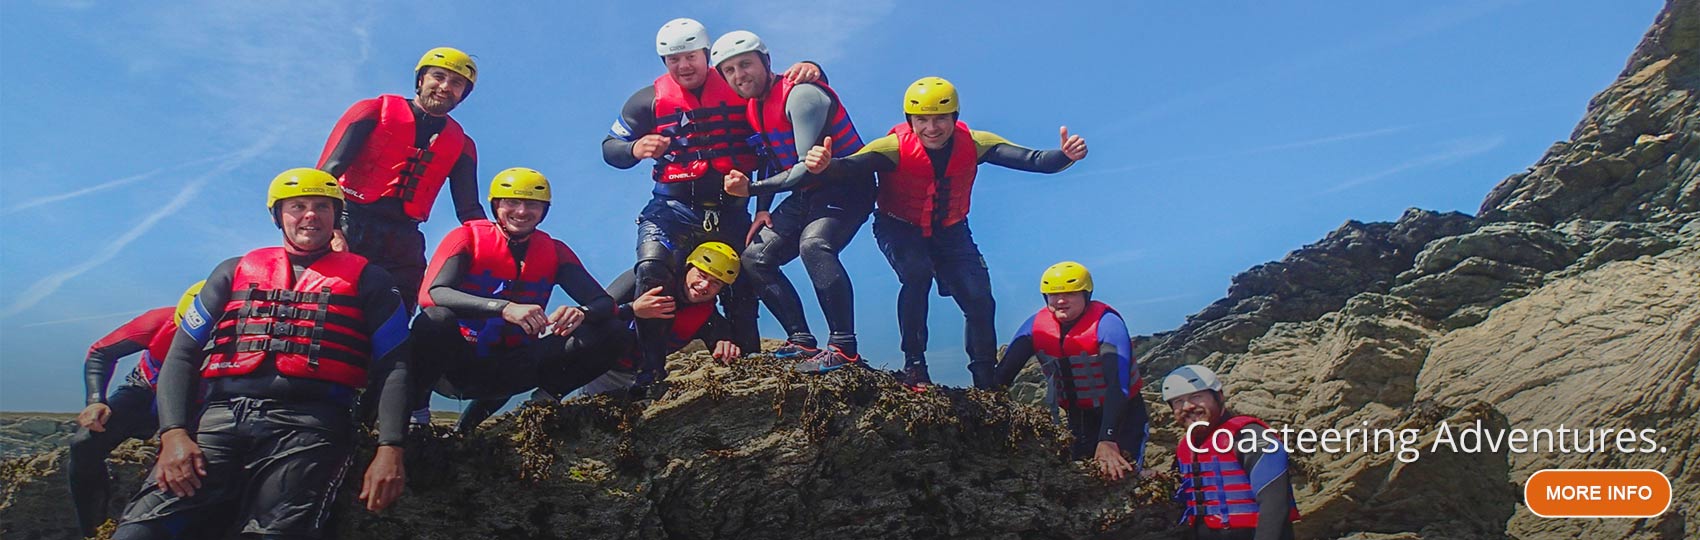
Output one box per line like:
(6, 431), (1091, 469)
(656, 18), (710, 56)
(1161, 365), (1224, 402)
(710, 30), (768, 68)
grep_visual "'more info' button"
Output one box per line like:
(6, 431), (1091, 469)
(1524, 469), (1671, 518)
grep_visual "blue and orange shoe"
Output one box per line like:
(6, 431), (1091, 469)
(772, 341), (822, 359)
(900, 363), (933, 393)
(792, 345), (861, 373)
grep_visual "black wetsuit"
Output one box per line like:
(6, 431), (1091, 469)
(409, 223), (625, 432)
(604, 82), (761, 371)
(70, 308), (172, 537)
(740, 81), (874, 355)
(114, 250), (411, 540)
(319, 97), (485, 313)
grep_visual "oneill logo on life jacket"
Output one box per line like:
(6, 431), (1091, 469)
(876, 120), (977, 237)
(203, 247), (373, 389)
(318, 94), (470, 222)
(649, 71), (758, 184)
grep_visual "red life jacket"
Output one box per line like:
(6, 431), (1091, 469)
(1031, 301), (1129, 409)
(615, 301), (715, 371)
(650, 72), (758, 183)
(136, 317), (177, 389)
(204, 248), (372, 388)
(1175, 415), (1302, 530)
(746, 78), (863, 173)
(875, 121), (978, 237)
(319, 94), (467, 222)
(441, 220), (566, 355)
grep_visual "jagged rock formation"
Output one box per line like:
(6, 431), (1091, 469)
(1139, 1), (1699, 538)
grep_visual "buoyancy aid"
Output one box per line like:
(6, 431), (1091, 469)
(746, 78), (863, 175)
(448, 220), (565, 355)
(204, 248), (372, 388)
(875, 121), (977, 237)
(1175, 415), (1302, 529)
(650, 72), (759, 184)
(320, 94), (467, 222)
(1031, 301), (1125, 409)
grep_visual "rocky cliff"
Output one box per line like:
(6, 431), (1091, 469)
(1138, 1), (1698, 537)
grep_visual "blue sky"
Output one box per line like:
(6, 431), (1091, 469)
(0, 1), (1664, 411)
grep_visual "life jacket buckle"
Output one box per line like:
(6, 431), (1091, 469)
(702, 209), (720, 232)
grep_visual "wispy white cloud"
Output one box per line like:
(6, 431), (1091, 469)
(2, 135), (276, 317)
(1321, 135), (1505, 194)
(727, 0), (896, 65)
(3, 155), (225, 215)
(18, 308), (149, 329)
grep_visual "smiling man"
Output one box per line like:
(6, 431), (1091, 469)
(317, 47), (485, 314)
(712, 30), (872, 373)
(603, 19), (824, 373)
(1162, 364), (1301, 540)
(112, 169), (414, 539)
(407, 168), (626, 433)
(994, 262), (1149, 481)
(577, 242), (746, 399)
(810, 77), (1090, 389)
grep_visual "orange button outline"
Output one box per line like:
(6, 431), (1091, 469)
(1524, 469), (1672, 519)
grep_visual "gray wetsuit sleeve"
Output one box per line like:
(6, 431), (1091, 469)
(747, 83), (833, 196)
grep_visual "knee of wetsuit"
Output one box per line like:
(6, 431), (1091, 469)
(798, 234), (836, 259)
(68, 429), (100, 456)
(635, 242), (675, 288)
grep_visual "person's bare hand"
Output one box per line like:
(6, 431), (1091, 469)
(632, 287), (676, 319)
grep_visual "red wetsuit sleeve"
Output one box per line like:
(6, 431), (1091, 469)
(83, 307), (174, 404)
(419, 226), (475, 310)
(317, 98), (383, 177)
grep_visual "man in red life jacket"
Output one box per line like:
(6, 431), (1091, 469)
(1162, 364), (1300, 540)
(68, 282), (201, 537)
(994, 262), (1150, 481)
(318, 47), (485, 313)
(577, 242), (745, 398)
(113, 169), (414, 539)
(409, 168), (627, 433)
(713, 30), (874, 373)
(809, 77), (1090, 389)
(601, 18), (822, 370)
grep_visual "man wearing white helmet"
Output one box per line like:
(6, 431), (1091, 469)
(713, 30), (874, 372)
(1161, 365), (1300, 540)
(994, 262), (1149, 480)
(601, 18), (822, 369)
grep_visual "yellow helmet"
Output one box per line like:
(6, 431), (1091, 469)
(173, 280), (206, 327)
(266, 168), (344, 211)
(904, 76), (959, 115)
(686, 241), (741, 284)
(1039, 261), (1093, 295)
(488, 167), (551, 203)
(416, 47), (477, 84)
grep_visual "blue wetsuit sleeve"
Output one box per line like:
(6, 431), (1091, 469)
(1093, 313), (1146, 464)
(156, 257), (239, 434)
(1237, 424), (1296, 540)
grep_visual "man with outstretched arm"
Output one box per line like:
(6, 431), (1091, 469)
(809, 76), (1089, 389)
